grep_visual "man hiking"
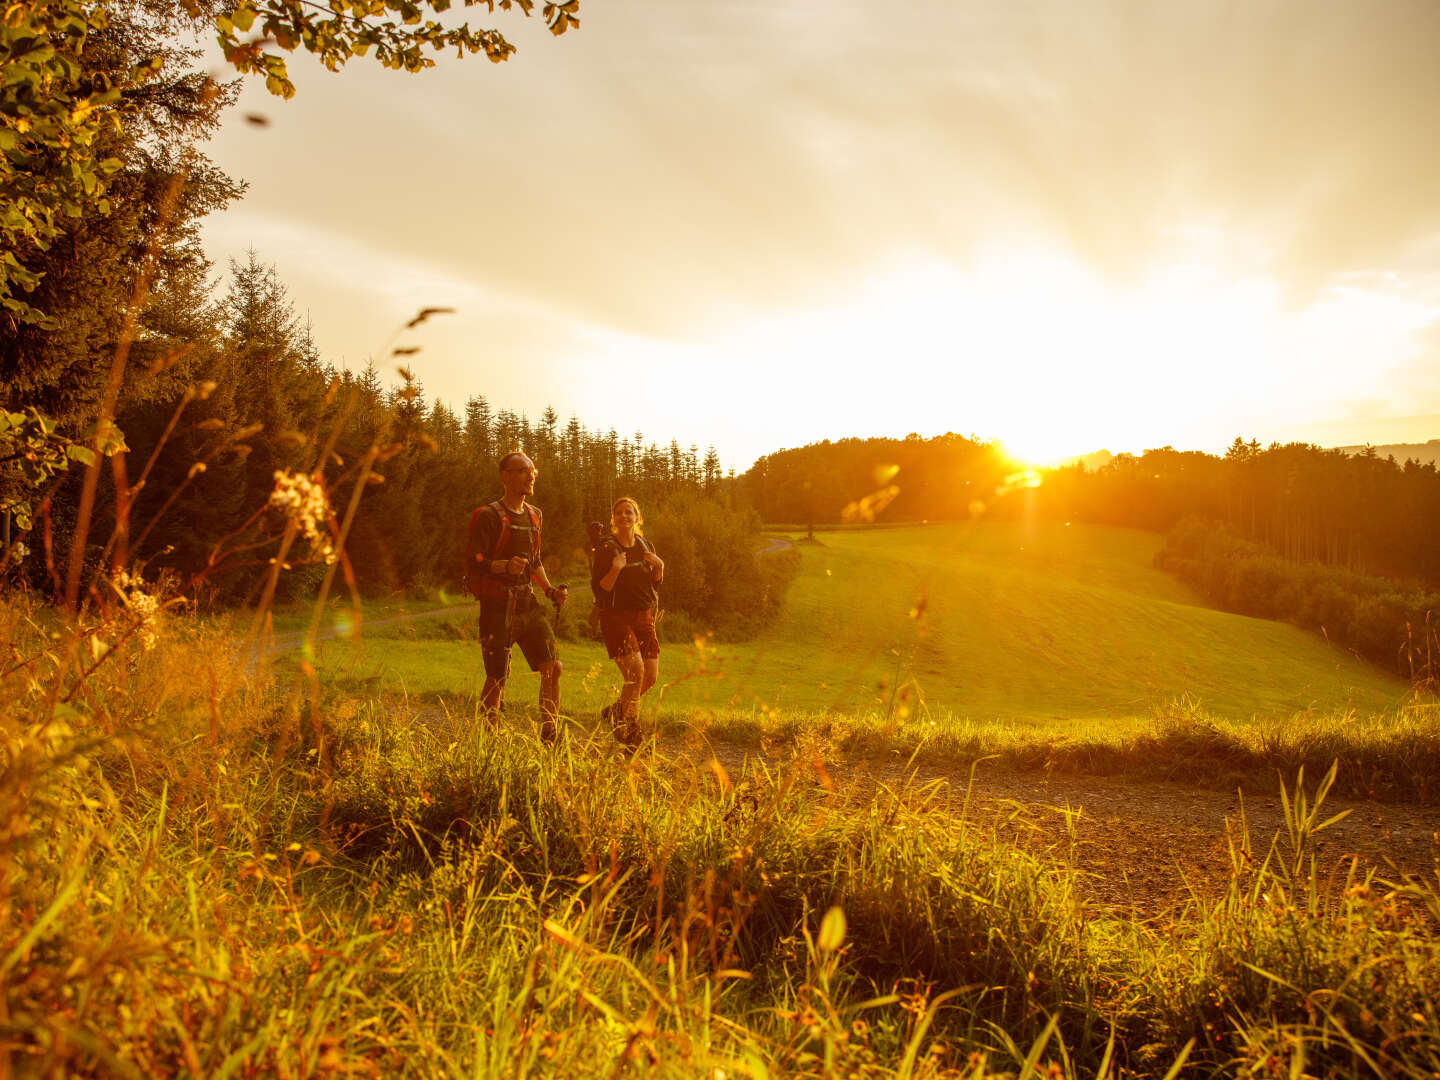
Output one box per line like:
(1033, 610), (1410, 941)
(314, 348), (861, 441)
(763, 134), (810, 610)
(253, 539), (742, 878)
(465, 452), (568, 742)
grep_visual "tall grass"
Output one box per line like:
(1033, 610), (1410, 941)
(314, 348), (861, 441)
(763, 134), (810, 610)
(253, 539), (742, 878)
(695, 697), (1440, 803)
(4, 596), (1439, 1077)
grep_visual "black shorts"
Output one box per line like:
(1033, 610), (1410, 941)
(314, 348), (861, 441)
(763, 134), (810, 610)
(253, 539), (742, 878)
(478, 593), (558, 680)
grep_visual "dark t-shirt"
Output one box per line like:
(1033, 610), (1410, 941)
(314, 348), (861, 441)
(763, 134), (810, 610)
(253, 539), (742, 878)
(470, 501), (543, 589)
(590, 536), (658, 611)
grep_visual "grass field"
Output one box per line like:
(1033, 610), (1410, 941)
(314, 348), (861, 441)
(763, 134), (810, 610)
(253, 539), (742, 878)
(274, 521), (1410, 727)
(8, 528), (1440, 1077)
(8, 588), (1440, 1078)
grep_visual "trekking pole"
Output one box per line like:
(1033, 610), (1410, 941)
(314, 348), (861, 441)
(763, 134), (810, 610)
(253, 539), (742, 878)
(548, 583), (569, 632)
(504, 584), (522, 642)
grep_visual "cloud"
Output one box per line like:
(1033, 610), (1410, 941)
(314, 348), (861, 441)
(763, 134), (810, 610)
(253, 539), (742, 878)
(211, 0), (1440, 334)
(198, 0), (1440, 465)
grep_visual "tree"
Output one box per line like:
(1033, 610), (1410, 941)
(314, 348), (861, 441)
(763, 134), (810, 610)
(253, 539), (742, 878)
(211, 0), (582, 100)
(2, 2), (133, 327)
(464, 394), (493, 463)
(702, 445), (720, 492)
(2, 3), (241, 415)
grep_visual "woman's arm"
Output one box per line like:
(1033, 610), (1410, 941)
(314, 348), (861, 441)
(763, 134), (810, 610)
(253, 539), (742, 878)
(641, 549), (664, 584)
(599, 552), (626, 591)
(594, 546), (625, 593)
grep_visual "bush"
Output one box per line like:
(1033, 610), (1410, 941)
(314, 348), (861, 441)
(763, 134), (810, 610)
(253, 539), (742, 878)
(644, 493), (799, 640)
(1157, 517), (1440, 679)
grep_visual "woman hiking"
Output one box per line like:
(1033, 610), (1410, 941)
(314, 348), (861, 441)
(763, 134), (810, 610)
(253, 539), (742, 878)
(590, 497), (664, 750)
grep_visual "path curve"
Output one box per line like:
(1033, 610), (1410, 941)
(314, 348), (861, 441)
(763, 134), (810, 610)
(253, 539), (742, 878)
(757, 536), (794, 555)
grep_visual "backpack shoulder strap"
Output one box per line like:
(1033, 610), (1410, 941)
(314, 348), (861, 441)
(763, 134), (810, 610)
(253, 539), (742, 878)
(487, 500), (510, 559)
(464, 505), (486, 563)
(527, 504), (542, 556)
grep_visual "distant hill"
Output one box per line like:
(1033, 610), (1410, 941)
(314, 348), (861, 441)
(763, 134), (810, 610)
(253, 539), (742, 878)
(1055, 449), (1114, 470)
(1057, 440), (1440, 471)
(1334, 439), (1440, 466)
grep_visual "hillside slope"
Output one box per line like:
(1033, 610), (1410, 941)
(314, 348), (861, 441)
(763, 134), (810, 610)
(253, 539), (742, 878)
(682, 522), (1408, 722)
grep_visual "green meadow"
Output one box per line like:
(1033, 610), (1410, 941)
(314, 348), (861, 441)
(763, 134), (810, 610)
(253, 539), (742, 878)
(279, 521), (1408, 727)
(10, 586), (1440, 1079)
(11, 529), (1439, 1078)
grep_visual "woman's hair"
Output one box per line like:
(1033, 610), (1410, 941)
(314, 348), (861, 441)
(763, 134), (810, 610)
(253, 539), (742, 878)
(611, 497), (644, 535)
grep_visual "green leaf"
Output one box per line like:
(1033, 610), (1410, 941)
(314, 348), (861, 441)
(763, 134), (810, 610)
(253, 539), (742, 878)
(231, 4), (256, 32)
(66, 444), (96, 466)
(18, 43), (57, 66)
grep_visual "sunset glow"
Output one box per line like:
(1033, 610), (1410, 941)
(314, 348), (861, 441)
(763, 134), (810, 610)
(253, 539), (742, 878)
(199, 1), (1440, 468)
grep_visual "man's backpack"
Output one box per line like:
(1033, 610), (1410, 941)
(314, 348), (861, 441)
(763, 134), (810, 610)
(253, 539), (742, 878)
(463, 500), (541, 600)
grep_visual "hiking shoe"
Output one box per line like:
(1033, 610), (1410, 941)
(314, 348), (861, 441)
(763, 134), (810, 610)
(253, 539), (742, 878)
(616, 716), (642, 754)
(539, 717), (558, 745)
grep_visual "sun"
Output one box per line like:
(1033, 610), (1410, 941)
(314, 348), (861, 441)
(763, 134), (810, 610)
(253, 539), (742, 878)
(581, 238), (1428, 472)
(876, 247), (1294, 466)
(996, 434), (1086, 469)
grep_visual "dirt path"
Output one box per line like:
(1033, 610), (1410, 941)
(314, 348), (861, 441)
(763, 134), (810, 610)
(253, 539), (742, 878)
(757, 536), (795, 555)
(408, 705), (1439, 917)
(670, 732), (1440, 916)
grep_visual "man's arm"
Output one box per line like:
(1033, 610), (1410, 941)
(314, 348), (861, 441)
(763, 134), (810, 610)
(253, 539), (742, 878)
(470, 506), (507, 579)
(528, 509), (568, 601)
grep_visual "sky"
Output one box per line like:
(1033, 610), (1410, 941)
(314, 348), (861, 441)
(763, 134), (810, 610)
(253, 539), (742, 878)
(198, 0), (1440, 471)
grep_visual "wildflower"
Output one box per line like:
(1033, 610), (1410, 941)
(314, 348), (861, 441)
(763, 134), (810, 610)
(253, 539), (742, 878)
(268, 470), (337, 564)
(112, 569), (161, 651)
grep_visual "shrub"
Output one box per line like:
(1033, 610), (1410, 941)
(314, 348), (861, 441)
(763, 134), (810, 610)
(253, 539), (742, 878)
(1158, 517), (1440, 680)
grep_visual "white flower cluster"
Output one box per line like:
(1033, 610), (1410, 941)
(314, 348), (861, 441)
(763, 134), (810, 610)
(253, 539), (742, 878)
(113, 569), (161, 651)
(268, 470), (337, 564)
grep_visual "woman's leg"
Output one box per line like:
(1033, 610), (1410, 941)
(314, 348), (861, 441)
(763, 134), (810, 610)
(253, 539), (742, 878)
(613, 651), (644, 748)
(639, 657), (659, 696)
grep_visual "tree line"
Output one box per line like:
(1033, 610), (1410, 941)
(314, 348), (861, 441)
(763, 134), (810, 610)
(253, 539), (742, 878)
(744, 434), (1440, 587)
(1035, 439), (1440, 585)
(742, 434), (1018, 530)
(1155, 518), (1439, 684)
(1, 2), (793, 637)
(6, 241), (793, 635)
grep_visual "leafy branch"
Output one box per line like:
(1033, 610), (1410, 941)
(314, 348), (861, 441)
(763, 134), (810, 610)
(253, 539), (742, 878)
(0, 408), (125, 532)
(210, 0), (582, 99)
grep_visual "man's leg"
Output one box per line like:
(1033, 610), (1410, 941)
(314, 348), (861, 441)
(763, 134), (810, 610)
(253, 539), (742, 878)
(538, 658), (563, 743)
(515, 601), (563, 745)
(478, 601), (510, 722)
(481, 675), (506, 718)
